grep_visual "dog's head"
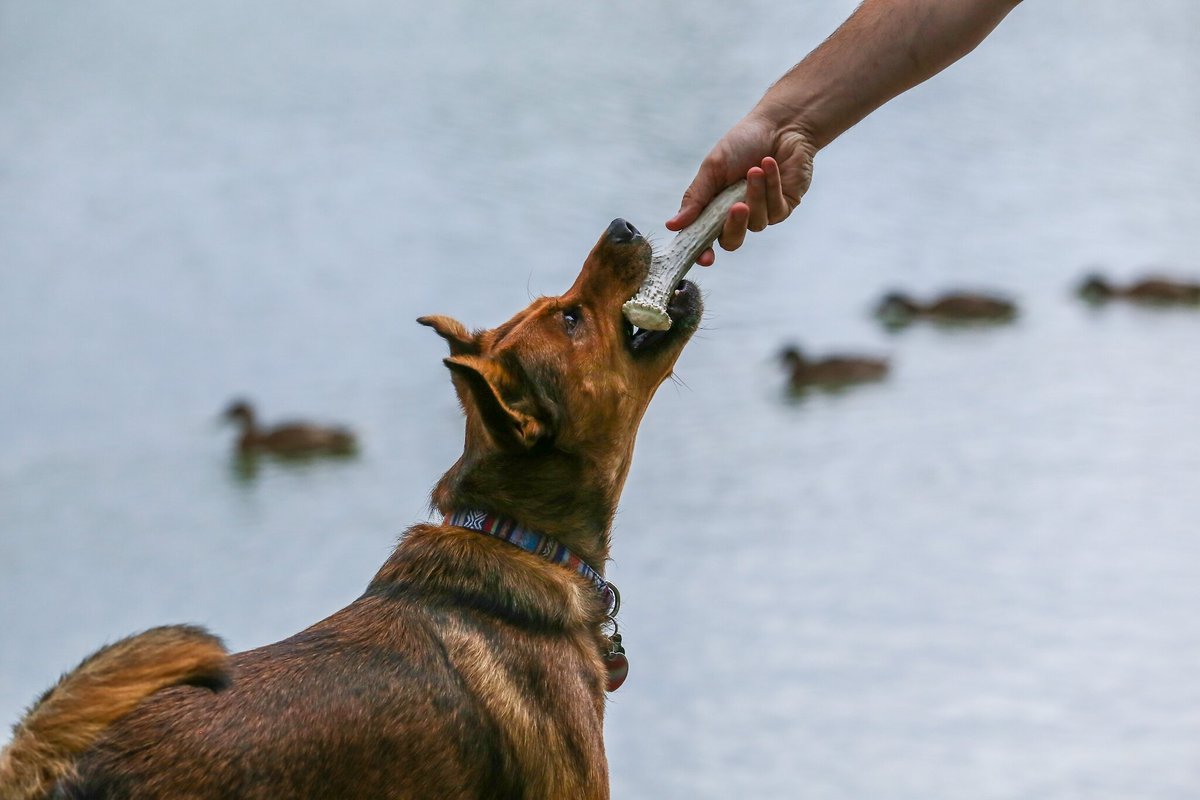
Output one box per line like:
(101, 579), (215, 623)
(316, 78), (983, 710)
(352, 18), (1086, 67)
(420, 219), (701, 558)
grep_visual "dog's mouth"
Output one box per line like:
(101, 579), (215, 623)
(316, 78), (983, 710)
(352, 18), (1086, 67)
(625, 279), (700, 354)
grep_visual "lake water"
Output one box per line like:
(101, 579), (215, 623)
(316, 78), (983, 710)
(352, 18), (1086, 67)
(3, 1), (1200, 797)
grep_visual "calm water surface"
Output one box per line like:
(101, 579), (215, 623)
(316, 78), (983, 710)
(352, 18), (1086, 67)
(3, 2), (1200, 797)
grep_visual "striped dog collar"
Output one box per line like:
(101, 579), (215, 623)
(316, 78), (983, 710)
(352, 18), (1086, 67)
(445, 508), (618, 615)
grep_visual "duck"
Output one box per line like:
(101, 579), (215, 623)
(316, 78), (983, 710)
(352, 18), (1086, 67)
(222, 399), (358, 458)
(778, 345), (889, 391)
(1076, 273), (1200, 305)
(874, 290), (1017, 328)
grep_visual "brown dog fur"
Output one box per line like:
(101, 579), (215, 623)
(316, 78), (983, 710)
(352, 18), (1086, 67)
(0, 218), (701, 799)
(0, 626), (228, 800)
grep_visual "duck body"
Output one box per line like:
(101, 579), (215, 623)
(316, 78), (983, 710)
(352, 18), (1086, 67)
(1078, 274), (1200, 305)
(223, 400), (357, 458)
(875, 291), (1017, 327)
(779, 346), (889, 391)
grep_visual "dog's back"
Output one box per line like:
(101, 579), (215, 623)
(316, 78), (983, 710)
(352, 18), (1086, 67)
(40, 527), (608, 799)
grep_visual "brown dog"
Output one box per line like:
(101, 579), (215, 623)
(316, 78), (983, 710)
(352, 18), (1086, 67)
(0, 217), (702, 800)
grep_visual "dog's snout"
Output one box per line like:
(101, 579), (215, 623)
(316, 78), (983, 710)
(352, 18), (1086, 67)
(605, 218), (641, 244)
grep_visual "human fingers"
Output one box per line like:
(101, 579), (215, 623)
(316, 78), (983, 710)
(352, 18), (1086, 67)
(745, 166), (769, 232)
(695, 248), (715, 267)
(760, 157), (792, 224)
(716, 201), (751, 252)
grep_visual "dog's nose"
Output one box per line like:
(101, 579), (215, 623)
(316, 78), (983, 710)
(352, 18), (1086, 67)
(606, 218), (641, 244)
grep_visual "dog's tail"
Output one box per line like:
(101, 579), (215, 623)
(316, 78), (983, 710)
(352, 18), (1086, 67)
(0, 624), (229, 800)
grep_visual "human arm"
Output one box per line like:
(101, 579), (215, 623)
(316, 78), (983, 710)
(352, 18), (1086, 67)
(667, 0), (1023, 264)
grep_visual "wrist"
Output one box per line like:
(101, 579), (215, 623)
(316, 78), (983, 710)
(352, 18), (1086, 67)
(746, 100), (823, 156)
(751, 72), (830, 150)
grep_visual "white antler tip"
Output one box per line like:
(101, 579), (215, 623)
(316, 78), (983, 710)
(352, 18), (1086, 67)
(622, 300), (672, 331)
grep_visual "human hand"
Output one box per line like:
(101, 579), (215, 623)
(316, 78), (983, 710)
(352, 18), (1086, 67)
(665, 113), (815, 265)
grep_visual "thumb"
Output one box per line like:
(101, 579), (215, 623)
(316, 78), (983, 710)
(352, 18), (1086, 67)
(666, 166), (726, 231)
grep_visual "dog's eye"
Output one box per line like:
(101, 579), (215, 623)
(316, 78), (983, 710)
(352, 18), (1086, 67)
(562, 307), (581, 335)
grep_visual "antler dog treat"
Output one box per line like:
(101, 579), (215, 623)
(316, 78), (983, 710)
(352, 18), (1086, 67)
(622, 180), (748, 331)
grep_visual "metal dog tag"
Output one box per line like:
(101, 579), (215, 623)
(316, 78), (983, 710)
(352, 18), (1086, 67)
(604, 633), (628, 692)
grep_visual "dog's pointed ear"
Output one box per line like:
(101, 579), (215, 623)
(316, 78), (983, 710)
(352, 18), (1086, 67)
(418, 315), (480, 356)
(443, 355), (549, 450)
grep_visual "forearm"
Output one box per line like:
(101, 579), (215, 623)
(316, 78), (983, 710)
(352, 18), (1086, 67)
(756, 0), (1022, 150)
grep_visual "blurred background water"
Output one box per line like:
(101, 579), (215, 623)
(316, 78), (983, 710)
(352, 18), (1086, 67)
(3, 1), (1200, 797)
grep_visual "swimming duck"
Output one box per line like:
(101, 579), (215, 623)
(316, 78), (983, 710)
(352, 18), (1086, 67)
(222, 399), (357, 457)
(1077, 273), (1200, 305)
(875, 291), (1017, 328)
(779, 345), (889, 391)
